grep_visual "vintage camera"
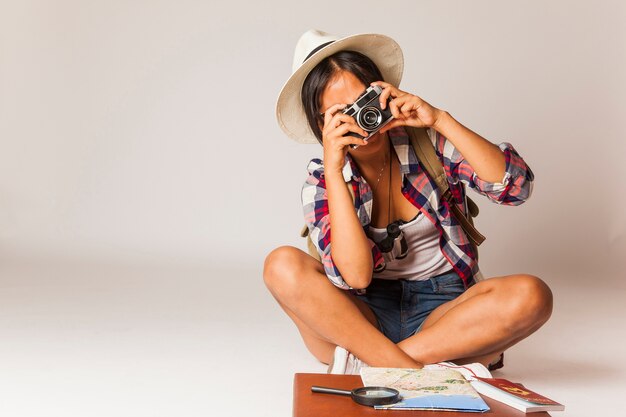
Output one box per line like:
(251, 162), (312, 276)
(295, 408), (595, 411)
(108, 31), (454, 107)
(343, 85), (394, 141)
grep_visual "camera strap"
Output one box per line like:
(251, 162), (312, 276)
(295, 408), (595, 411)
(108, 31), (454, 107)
(407, 127), (486, 247)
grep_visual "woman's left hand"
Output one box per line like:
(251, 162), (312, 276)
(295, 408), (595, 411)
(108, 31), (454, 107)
(371, 81), (444, 133)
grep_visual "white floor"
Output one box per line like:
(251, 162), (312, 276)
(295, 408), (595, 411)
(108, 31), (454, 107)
(0, 259), (624, 417)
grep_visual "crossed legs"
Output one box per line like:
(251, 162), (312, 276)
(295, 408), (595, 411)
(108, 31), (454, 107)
(263, 246), (419, 368)
(263, 246), (553, 368)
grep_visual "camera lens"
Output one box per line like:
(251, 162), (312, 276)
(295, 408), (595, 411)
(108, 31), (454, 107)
(359, 107), (382, 130)
(364, 112), (378, 125)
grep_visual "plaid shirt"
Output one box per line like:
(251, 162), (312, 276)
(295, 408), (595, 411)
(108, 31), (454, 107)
(301, 127), (534, 290)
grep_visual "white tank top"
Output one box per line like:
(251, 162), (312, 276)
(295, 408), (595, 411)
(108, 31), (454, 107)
(368, 212), (451, 281)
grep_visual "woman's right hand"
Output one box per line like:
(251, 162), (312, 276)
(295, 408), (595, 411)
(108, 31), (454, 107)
(321, 104), (369, 174)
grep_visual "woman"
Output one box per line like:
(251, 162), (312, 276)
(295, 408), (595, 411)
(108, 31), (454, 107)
(265, 30), (552, 374)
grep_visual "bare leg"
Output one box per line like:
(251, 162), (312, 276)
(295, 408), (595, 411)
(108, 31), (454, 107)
(263, 246), (420, 368)
(397, 274), (553, 366)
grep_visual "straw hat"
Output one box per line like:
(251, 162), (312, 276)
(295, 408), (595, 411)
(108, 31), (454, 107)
(276, 29), (404, 144)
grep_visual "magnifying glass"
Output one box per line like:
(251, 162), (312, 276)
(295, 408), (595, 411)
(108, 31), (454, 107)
(311, 385), (401, 407)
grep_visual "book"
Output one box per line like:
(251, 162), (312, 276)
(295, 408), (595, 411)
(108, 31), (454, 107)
(471, 377), (564, 413)
(360, 367), (490, 412)
(424, 362), (564, 413)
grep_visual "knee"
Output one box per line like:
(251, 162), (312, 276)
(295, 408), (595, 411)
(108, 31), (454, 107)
(502, 274), (553, 331)
(263, 246), (308, 299)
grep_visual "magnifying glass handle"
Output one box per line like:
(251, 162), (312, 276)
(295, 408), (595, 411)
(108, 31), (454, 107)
(311, 386), (352, 396)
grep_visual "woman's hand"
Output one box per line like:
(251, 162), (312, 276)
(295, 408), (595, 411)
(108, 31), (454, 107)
(321, 103), (369, 174)
(371, 81), (444, 133)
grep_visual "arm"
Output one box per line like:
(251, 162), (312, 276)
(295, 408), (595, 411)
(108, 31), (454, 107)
(432, 128), (534, 205)
(374, 81), (534, 205)
(432, 112), (506, 184)
(304, 103), (379, 289)
(302, 162), (384, 290)
(325, 169), (373, 289)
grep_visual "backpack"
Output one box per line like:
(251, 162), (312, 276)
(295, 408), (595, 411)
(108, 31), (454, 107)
(300, 127), (485, 261)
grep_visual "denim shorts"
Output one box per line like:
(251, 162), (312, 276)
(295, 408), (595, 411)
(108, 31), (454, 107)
(356, 270), (472, 344)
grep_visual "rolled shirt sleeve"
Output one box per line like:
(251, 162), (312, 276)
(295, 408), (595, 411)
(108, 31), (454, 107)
(434, 130), (535, 206)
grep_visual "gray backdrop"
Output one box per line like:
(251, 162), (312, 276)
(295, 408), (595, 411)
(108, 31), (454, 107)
(1, 1), (625, 416)
(1, 0), (624, 283)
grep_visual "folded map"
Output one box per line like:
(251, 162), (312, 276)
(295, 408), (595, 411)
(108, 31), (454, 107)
(360, 367), (490, 412)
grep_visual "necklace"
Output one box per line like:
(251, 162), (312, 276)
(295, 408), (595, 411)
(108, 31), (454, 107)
(373, 146), (390, 193)
(373, 159), (387, 192)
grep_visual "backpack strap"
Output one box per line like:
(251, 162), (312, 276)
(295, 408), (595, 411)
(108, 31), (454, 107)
(300, 223), (320, 261)
(406, 127), (486, 247)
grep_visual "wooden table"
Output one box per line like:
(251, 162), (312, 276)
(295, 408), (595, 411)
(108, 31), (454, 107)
(294, 373), (552, 417)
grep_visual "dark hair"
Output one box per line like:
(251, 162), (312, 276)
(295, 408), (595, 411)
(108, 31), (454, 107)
(301, 50), (385, 143)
